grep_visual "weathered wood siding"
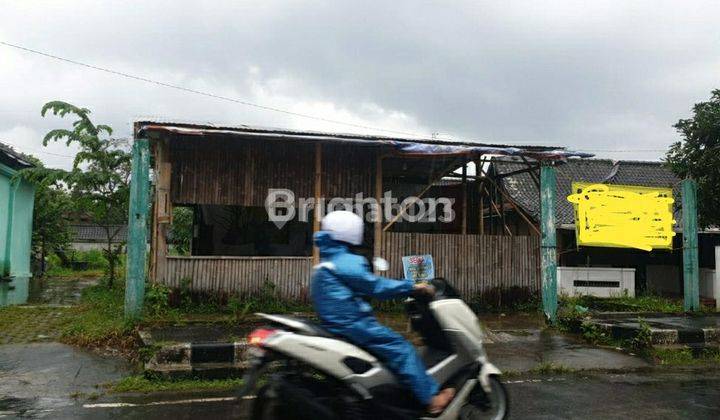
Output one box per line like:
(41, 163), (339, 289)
(171, 137), (316, 206)
(164, 256), (313, 300)
(162, 236), (539, 300)
(170, 137), (378, 207)
(381, 232), (540, 297)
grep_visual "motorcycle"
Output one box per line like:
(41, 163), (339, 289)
(239, 276), (509, 419)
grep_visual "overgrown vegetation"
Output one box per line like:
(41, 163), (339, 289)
(168, 207), (193, 256)
(530, 362), (574, 375)
(470, 286), (540, 313)
(44, 250), (120, 278)
(557, 303), (654, 353)
(61, 285), (139, 355)
(652, 347), (720, 366)
(560, 294), (683, 313)
(0, 284), (140, 356)
(109, 375), (244, 393)
(143, 280), (313, 324)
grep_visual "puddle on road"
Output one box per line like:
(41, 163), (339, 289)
(0, 276), (98, 307)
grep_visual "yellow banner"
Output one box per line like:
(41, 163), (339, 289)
(567, 182), (676, 251)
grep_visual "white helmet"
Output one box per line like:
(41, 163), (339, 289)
(321, 211), (364, 246)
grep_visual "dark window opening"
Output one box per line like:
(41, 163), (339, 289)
(190, 205), (313, 257)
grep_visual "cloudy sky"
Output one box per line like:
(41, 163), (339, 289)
(1, 0), (718, 168)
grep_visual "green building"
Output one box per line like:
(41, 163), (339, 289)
(0, 142), (35, 279)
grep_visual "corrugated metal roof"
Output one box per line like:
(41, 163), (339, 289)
(135, 121), (591, 160)
(493, 158), (683, 228)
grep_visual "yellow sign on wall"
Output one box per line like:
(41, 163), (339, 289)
(567, 183), (676, 251)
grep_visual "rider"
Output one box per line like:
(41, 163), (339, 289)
(310, 210), (455, 414)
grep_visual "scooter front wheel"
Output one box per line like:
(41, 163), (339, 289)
(459, 376), (509, 420)
(251, 384), (287, 420)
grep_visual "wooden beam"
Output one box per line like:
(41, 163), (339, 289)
(374, 153), (383, 263)
(484, 185), (512, 236)
(521, 156), (541, 189)
(477, 158), (485, 235)
(383, 157), (465, 232)
(313, 143), (322, 265)
(477, 162), (540, 235)
(152, 137), (172, 285)
(461, 163), (467, 235)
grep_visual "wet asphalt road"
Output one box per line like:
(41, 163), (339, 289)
(9, 369), (717, 419)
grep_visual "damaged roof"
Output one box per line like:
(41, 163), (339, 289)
(0, 141), (33, 170)
(493, 158), (682, 228)
(135, 121), (592, 160)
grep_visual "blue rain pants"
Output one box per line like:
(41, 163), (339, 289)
(310, 231), (439, 405)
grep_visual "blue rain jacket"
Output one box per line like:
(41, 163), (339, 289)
(310, 231), (439, 405)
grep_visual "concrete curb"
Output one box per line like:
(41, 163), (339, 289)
(590, 320), (720, 345)
(145, 341), (249, 378)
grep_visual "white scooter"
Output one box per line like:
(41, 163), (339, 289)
(239, 276), (508, 419)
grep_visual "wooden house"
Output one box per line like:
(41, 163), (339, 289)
(136, 122), (583, 301)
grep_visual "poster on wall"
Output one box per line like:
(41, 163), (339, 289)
(402, 254), (435, 282)
(567, 182), (676, 251)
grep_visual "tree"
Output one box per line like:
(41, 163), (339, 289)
(665, 89), (720, 228)
(17, 155), (72, 275)
(169, 207), (193, 255)
(36, 101), (131, 287)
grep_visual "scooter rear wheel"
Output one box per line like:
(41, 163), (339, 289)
(459, 376), (509, 420)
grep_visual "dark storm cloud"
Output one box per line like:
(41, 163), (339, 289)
(1, 0), (718, 167)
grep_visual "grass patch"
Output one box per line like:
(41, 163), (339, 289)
(109, 375), (244, 393)
(651, 347), (720, 366)
(0, 305), (75, 344)
(560, 294), (683, 313)
(530, 362), (575, 375)
(0, 284), (141, 357)
(60, 285), (140, 356)
(143, 281), (313, 325)
(44, 266), (105, 278)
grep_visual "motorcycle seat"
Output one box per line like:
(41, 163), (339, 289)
(257, 313), (335, 338)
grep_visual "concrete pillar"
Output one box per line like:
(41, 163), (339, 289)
(124, 138), (151, 318)
(681, 178), (700, 312)
(540, 163), (558, 323)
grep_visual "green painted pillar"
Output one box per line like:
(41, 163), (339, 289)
(124, 138), (150, 318)
(681, 178), (700, 312)
(3, 177), (19, 277)
(540, 163), (558, 323)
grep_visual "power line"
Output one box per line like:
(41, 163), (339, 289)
(0, 41), (675, 154)
(1, 139), (74, 158)
(0, 40), (427, 138)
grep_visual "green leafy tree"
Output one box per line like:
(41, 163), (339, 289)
(170, 207), (193, 255)
(31, 101), (131, 286)
(17, 156), (72, 275)
(666, 89), (720, 228)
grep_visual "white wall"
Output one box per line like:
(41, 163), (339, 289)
(558, 267), (635, 298)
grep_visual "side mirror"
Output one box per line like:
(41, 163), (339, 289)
(372, 257), (390, 272)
